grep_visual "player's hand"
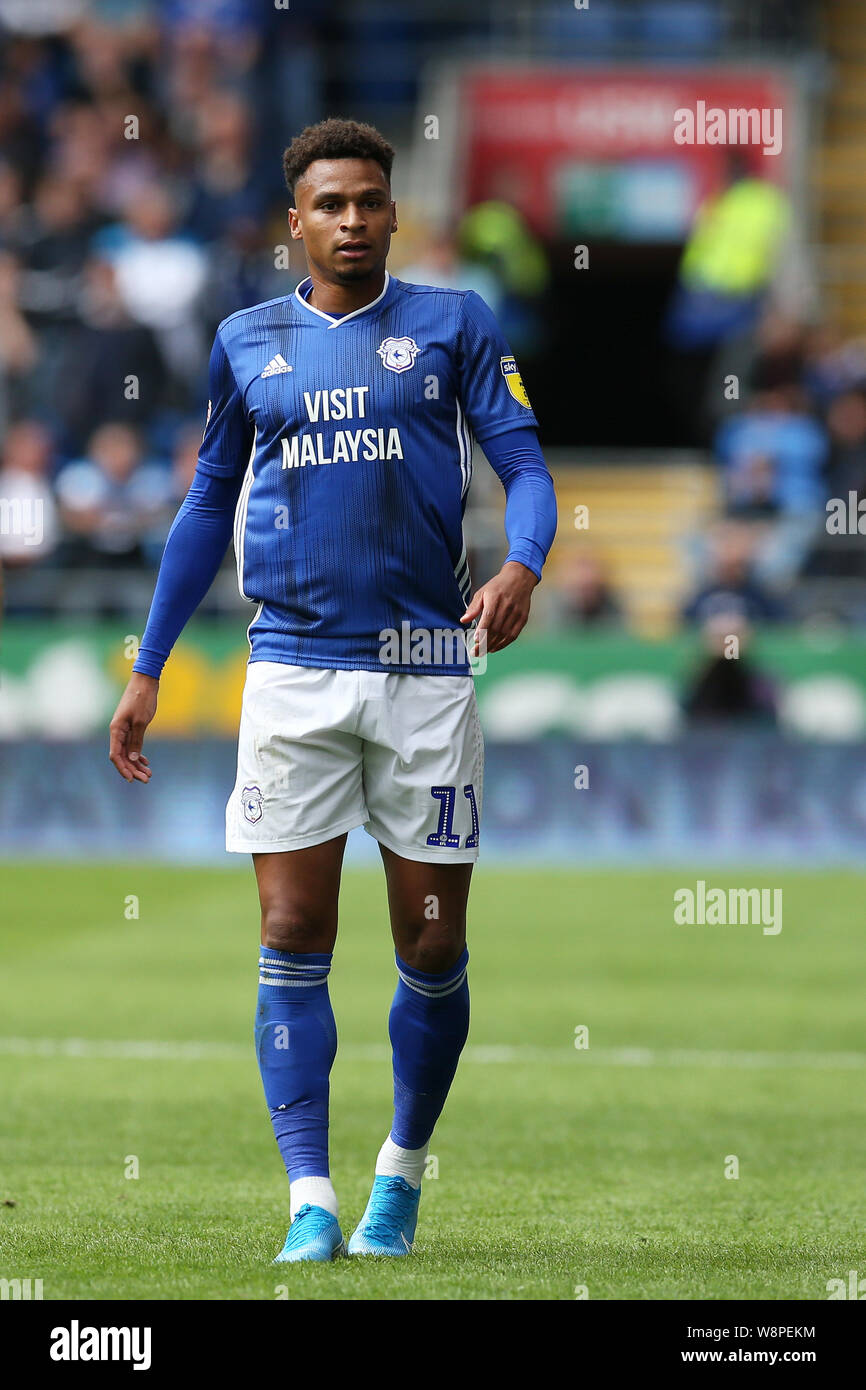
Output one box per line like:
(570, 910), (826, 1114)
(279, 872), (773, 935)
(109, 673), (159, 783)
(460, 560), (539, 656)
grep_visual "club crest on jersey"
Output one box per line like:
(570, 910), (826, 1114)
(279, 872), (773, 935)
(500, 356), (532, 409)
(377, 336), (420, 374)
(241, 785), (263, 824)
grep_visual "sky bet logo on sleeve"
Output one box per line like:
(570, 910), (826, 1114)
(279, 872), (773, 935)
(500, 356), (532, 409)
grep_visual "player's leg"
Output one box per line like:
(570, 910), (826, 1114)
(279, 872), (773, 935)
(254, 838), (348, 1262)
(349, 851), (473, 1255)
(382, 846), (473, 1161)
(350, 670), (481, 1255)
(225, 661), (369, 1262)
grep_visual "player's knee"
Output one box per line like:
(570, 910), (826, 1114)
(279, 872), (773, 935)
(261, 906), (334, 954)
(400, 926), (465, 975)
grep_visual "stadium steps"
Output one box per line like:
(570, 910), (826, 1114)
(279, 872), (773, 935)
(549, 461), (721, 637)
(818, 5), (866, 334)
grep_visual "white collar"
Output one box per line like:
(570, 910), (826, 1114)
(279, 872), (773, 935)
(294, 271), (391, 328)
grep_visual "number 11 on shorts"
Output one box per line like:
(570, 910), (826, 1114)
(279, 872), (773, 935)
(426, 784), (479, 849)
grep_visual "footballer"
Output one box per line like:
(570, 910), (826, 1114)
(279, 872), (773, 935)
(108, 119), (557, 1262)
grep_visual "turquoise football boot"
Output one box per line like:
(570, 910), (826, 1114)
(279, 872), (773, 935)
(273, 1204), (347, 1263)
(348, 1175), (421, 1256)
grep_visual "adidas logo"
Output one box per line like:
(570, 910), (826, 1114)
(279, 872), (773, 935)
(261, 354), (293, 378)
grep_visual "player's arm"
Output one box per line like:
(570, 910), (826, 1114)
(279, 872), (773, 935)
(454, 291), (557, 653)
(460, 425), (557, 652)
(109, 330), (253, 783)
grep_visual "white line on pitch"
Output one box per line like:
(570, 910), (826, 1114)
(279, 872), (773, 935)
(0, 1037), (864, 1069)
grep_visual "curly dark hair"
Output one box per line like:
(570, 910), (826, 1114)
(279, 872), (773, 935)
(283, 118), (395, 200)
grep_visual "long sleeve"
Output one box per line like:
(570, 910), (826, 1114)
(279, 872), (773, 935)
(451, 289), (557, 578)
(481, 424), (558, 580)
(132, 325), (254, 678)
(132, 465), (243, 678)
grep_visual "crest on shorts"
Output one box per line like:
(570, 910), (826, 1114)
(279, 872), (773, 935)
(500, 356), (532, 409)
(242, 785), (263, 824)
(377, 336), (420, 374)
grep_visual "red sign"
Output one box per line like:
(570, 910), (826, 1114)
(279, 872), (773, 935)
(460, 67), (794, 238)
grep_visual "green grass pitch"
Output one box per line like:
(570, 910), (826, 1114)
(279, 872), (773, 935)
(1, 862), (864, 1300)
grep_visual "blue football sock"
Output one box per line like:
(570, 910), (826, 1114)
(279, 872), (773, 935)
(388, 946), (470, 1150)
(255, 947), (336, 1181)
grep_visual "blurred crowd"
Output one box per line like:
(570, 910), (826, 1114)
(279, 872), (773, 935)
(0, 3), (551, 605)
(554, 160), (866, 648)
(556, 308), (866, 646)
(0, 4), (317, 591)
(1, 0), (864, 663)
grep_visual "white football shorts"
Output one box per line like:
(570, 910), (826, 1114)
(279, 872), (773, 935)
(225, 661), (484, 863)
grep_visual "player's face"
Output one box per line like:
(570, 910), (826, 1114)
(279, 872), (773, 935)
(289, 158), (397, 284)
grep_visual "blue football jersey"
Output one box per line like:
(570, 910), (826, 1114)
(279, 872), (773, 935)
(200, 271), (540, 674)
